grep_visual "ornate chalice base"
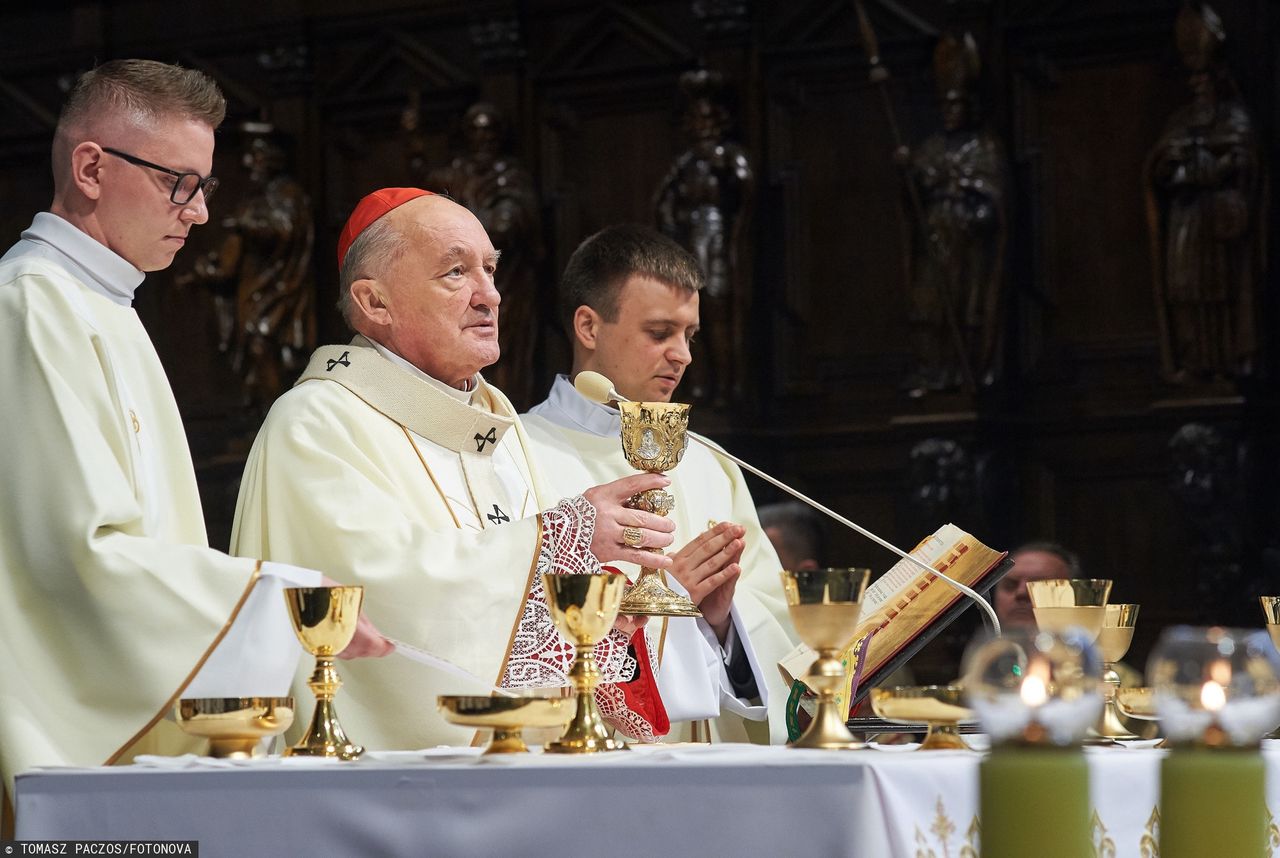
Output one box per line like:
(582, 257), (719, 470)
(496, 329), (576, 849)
(870, 686), (973, 750)
(781, 569), (871, 751)
(1093, 604), (1140, 741)
(616, 402), (701, 618)
(175, 697), (294, 758)
(542, 572), (630, 753)
(283, 586), (365, 760)
(438, 695), (575, 754)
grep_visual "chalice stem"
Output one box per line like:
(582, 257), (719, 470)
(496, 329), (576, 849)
(546, 646), (626, 752)
(286, 655), (364, 759)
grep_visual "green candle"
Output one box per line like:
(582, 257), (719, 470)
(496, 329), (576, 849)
(1160, 748), (1266, 858)
(980, 748), (1091, 858)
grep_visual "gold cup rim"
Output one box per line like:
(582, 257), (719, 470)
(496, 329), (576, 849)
(1104, 603), (1140, 628)
(780, 567), (872, 606)
(1026, 578), (1113, 608)
(176, 696), (294, 714)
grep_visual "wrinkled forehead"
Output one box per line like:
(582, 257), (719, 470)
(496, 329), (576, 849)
(396, 196), (496, 258)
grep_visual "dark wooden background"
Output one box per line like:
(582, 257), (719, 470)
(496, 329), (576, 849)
(3, 0), (1275, 681)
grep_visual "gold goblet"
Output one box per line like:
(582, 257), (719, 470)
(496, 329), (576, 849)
(543, 572), (630, 753)
(174, 697), (294, 758)
(1026, 578), (1113, 640)
(615, 401), (701, 618)
(1094, 603), (1140, 739)
(869, 686), (973, 750)
(282, 586), (364, 760)
(438, 695), (576, 754)
(1261, 596), (1280, 739)
(781, 567), (871, 750)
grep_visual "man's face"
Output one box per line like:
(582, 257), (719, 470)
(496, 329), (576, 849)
(994, 550), (1074, 629)
(579, 275), (699, 403)
(380, 197), (500, 387)
(96, 118), (213, 272)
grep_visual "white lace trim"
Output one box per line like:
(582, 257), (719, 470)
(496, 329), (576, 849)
(500, 496), (635, 688)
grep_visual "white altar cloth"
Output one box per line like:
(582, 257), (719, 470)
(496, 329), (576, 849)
(13, 742), (1280, 857)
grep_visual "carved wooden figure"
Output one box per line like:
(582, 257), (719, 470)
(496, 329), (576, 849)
(901, 33), (1009, 397)
(187, 123), (315, 409)
(1144, 2), (1265, 384)
(655, 69), (755, 409)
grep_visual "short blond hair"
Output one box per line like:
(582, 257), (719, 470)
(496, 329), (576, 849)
(58, 59), (225, 134)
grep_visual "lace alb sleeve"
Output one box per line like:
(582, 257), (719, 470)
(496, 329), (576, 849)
(500, 496), (634, 688)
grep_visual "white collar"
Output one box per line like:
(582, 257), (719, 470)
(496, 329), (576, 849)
(368, 338), (478, 404)
(3, 212), (144, 306)
(533, 374), (621, 438)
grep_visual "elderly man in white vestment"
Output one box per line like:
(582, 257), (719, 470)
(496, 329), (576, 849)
(0, 60), (389, 799)
(232, 189), (681, 749)
(522, 224), (799, 743)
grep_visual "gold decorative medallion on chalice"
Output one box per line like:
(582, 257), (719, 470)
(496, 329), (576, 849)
(781, 567), (871, 750)
(174, 697), (294, 758)
(543, 572), (630, 753)
(282, 585), (365, 760)
(616, 400), (701, 618)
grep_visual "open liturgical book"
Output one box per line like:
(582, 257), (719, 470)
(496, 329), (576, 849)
(780, 524), (1010, 737)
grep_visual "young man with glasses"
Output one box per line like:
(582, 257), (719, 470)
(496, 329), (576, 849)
(0, 59), (388, 797)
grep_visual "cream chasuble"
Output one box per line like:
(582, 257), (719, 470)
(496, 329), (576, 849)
(524, 376), (798, 744)
(0, 215), (315, 793)
(231, 339), (654, 751)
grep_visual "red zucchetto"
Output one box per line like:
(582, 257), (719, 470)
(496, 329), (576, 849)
(336, 187), (434, 269)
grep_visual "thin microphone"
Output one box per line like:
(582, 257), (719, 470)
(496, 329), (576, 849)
(574, 370), (1002, 635)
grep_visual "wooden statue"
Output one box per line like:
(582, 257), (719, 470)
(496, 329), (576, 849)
(186, 122), (315, 409)
(654, 69), (755, 409)
(1144, 2), (1264, 383)
(900, 33), (1008, 397)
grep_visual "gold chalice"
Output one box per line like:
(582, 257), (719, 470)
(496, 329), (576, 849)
(1093, 603), (1141, 740)
(1027, 578), (1113, 640)
(781, 568), (871, 750)
(615, 401), (701, 618)
(282, 586), (364, 760)
(543, 572), (630, 753)
(174, 697), (294, 758)
(869, 686), (973, 750)
(1261, 596), (1280, 739)
(438, 695), (575, 754)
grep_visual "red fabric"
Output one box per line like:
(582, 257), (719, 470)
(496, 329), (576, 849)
(617, 623), (670, 737)
(336, 187), (434, 268)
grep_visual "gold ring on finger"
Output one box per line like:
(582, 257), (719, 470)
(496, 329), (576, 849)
(621, 526), (644, 549)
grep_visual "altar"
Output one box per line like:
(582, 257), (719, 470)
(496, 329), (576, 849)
(14, 743), (1280, 857)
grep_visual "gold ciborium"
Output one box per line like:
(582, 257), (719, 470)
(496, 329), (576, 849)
(781, 568), (871, 750)
(438, 695), (575, 754)
(543, 572), (630, 753)
(615, 401), (701, 618)
(1027, 578), (1113, 640)
(283, 586), (364, 760)
(1261, 596), (1280, 739)
(1093, 603), (1140, 740)
(869, 686), (973, 750)
(174, 697), (294, 758)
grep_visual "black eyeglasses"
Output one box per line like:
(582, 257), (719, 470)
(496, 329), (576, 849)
(101, 147), (219, 205)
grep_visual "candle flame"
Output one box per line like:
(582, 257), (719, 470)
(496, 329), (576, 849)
(1200, 680), (1226, 712)
(1021, 674), (1049, 707)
